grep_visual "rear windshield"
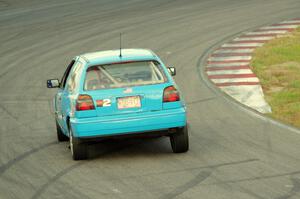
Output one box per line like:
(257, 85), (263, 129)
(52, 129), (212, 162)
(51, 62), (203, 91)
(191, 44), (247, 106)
(84, 61), (167, 90)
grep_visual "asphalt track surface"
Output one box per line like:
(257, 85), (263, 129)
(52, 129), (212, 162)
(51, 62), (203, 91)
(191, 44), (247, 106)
(1, 0), (300, 198)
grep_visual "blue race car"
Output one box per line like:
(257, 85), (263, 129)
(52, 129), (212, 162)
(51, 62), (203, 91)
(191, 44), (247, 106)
(47, 49), (188, 160)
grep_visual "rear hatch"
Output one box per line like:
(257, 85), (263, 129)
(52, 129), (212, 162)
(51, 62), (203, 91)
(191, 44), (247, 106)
(87, 84), (166, 116)
(83, 60), (169, 116)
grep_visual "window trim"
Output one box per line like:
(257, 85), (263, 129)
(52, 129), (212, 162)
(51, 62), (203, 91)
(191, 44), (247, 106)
(60, 60), (75, 89)
(66, 61), (83, 93)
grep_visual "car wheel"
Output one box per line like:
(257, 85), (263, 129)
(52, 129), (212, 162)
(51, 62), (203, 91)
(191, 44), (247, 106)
(69, 128), (87, 160)
(56, 120), (69, 142)
(170, 126), (189, 153)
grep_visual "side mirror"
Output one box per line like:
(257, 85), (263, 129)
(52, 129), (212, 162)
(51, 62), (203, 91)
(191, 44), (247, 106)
(47, 79), (60, 88)
(167, 67), (176, 76)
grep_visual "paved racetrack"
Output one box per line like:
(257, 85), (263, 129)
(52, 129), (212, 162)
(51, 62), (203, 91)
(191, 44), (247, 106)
(1, 0), (300, 198)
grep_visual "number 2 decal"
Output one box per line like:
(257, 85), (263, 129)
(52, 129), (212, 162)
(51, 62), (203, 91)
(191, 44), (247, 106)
(96, 99), (111, 107)
(103, 99), (111, 107)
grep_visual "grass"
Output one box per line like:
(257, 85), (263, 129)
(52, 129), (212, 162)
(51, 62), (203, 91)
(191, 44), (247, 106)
(251, 27), (300, 128)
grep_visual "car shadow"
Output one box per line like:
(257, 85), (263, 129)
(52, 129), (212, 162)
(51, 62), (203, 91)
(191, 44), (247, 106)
(85, 136), (173, 160)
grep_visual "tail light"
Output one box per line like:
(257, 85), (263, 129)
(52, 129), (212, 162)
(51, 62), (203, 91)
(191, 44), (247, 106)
(76, 94), (95, 111)
(163, 86), (180, 102)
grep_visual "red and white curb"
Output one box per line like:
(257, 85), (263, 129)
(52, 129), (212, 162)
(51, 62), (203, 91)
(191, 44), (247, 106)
(205, 19), (300, 113)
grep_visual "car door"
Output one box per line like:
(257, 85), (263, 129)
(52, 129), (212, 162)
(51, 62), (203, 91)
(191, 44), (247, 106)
(55, 60), (75, 133)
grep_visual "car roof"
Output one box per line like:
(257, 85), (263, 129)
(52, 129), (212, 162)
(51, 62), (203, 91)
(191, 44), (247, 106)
(79, 49), (159, 66)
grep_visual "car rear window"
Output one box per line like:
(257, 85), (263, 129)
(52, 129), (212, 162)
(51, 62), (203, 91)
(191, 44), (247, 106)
(84, 61), (167, 90)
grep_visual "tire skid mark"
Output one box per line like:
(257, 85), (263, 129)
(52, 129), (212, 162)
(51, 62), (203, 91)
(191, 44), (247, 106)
(161, 170), (212, 199)
(52, 175), (94, 199)
(0, 1), (186, 81)
(0, 99), (50, 103)
(0, 29), (89, 79)
(31, 162), (83, 199)
(0, 31), (22, 47)
(0, 22), (138, 82)
(124, 158), (259, 180)
(0, 100), (48, 128)
(0, 1), (224, 82)
(0, 0), (83, 18)
(30, 142), (139, 199)
(0, 174), (32, 189)
(0, 38), (58, 79)
(0, 141), (57, 176)
(238, 134), (300, 163)
(0, 102), (56, 176)
(0, 103), (50, 132)
(206, 170), (300, 186)
(210, 169), (266, 199)
(159, 159), (259, 199)
(238, 187), (266, 199)
(216, 177), (266, 199)
(0, 103), (19, 121)
(0, 102), (36, 138)
(0, 0), (9, 9)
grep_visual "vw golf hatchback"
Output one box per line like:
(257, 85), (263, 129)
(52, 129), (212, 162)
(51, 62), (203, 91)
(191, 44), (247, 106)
(47, 49), (188, 160)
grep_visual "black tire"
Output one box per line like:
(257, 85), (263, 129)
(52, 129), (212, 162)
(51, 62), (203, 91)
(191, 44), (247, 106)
(69, 128), (87, 160)
(56, 120), (69, 142)
(170, 126), (189, 153)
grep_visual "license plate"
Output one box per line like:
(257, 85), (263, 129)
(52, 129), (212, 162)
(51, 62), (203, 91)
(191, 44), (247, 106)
(117, 96), (141, 109)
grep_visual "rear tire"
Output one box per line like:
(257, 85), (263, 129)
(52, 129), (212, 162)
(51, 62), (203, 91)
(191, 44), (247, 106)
(56, 120), (69, 142)
(69, 128), (87, 160)
(170, 126), (189, 153)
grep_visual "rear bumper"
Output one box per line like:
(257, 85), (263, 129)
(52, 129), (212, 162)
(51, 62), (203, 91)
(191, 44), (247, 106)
(70, 107), (186, 138)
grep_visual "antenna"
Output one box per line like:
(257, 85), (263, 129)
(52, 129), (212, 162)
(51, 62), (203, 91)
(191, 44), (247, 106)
(119, 33), (122, 58)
